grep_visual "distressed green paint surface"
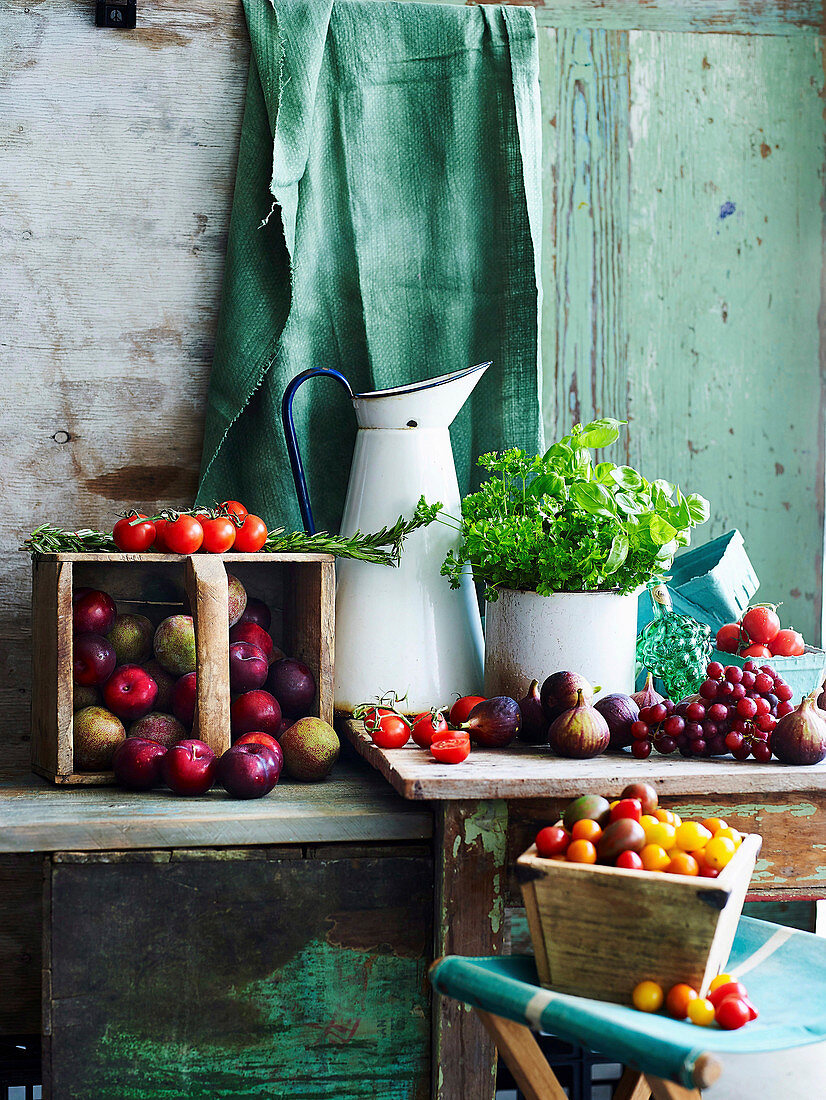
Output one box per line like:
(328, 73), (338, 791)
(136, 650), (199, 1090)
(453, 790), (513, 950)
(626, 33), (824, 643)
(89, 940), (429, 1099)
(672, 800), (819, 818)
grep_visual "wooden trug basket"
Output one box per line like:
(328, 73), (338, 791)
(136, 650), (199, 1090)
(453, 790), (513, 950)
(30, 552), (334, 785)
(517, 832), (761, 1005)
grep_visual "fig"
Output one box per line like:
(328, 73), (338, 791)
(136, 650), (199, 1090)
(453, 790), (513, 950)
(772, 690), (826, 765)
(632, 672), (665, 710)
(517, 680), (547, 744)
(595, 693), (639, 750)
(541, 671), (593, 723)
(597, 818), (646, 863)
(460, 697), (520, 748)
(620, 782), (658, 815)
(548, 690), (609, 759)
(562, 794), (611, 831)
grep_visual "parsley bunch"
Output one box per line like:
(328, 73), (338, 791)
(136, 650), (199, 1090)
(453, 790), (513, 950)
(441, 419), (709, 600)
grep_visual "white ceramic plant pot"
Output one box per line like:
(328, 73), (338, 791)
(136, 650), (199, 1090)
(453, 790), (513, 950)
(484, 589), (638, 703)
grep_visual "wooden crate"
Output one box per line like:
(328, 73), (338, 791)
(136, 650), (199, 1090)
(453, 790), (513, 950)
(517, 832), (761, 1005)
(30, 552), (334, 785)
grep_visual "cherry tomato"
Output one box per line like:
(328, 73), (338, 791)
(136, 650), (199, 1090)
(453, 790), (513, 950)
(571, 819), (602, 843)
(363, 708), (411, 749)
(675, 821), (712, 852)
(199, 516), (237, 554)
(615, 851), (644, 870)
(535, 825), (569, 858)
(640, 843), (671, 872)
(709, 973), (734, 992)
(565, 839), (597, 864)
(234, 514), (268, 553)
(449, 695), (486, 725)
(742, 605), (781, 645)
(610, 798), (642, 824)
(769, 628), (805, 657)
(708, 980), (749, 1008)
(411, 711), (449, 749)
(716, 623), (744, 653)
(222, 500), (248, 520)
(113, 514), (155, 553)
(702, 818), (728, 834)
(740, 643), (772, 658)
(666, 851), (699, 876)
(164, 515), (204, 555)
(687, 997), (716, 1027)
(715, 996), (751, 1030)
(153, 518), (169, 550)
(703, 835), (736, 870)
(430, 737), (471, 764)
(632, 980), (663, 1012)
(665, 983), (698, 1019)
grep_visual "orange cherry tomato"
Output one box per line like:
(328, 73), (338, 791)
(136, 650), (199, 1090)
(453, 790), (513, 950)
(571, 819), (602, 843)
(164, 515), (204, 555)
(666, 851), (700, 877)
(430, 737), (471, 764)
(665, 983), (699, 1019)
(222, 500), (248, 520)
(234, 514), (268, 552)
(200, 516), (237, 554)
(566, 839), (597, 864)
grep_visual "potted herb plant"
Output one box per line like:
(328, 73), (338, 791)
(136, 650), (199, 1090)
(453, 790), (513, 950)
(441, 419), (710, 699)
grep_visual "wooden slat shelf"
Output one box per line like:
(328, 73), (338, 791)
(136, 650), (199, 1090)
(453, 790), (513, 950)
(0, 759), (432, 854)
(342, 721), (826, 801)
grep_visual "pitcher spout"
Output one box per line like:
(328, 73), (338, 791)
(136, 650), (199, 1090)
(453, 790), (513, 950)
(353, 362), (491, 429)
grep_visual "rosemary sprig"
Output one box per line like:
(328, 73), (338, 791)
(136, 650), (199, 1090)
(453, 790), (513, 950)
(21, 497), (441, 566)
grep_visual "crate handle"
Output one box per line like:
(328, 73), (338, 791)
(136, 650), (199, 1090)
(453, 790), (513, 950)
(185, 556), (231, 756)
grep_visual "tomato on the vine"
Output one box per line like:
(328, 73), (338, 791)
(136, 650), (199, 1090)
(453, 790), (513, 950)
(153, 518), (169, 551)
(113, 514), (156, 553)
(448, 695), (485, 725)
(363, 708), (411, 749)
(201, 516), (237, 554)
(411, 711), (448, 749)
(715, 623), (744, 653)
(769, 628), (805, 657)
(222, 500), (248, 521)
(164, 515), (204, 555)
(742, 605), (781, 645)
(234, 514), (268, 553)
(430, 737), (471, 764)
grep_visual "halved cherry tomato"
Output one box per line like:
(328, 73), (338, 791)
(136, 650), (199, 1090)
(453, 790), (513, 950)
(411, 711), (449, 749)
(234, 514), (268, 552)
(363, 707), (411, 749)
(201, 516), (237, 554)
(430, 737), (471, 764)
(222, 500), (248, 520)
(448, 695), (485, 725)
(113, 514), (155, 553)
(164, 515), (204, 555)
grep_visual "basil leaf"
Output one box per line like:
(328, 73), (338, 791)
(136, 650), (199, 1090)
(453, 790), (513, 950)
(570, 481), (616, 518)
(687, 494), (711, 524)
(578, 418), (624, 448)
(604, 531), (629, 574)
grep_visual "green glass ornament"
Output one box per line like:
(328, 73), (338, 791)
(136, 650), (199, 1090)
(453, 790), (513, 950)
(636, 581), (713, 701)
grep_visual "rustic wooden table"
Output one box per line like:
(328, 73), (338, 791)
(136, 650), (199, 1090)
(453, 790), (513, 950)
(343, 724), (826, 1100)
(0, 759), (435, 1100)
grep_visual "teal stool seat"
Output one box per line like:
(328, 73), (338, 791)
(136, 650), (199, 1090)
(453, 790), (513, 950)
(430, 915), (826, 1098)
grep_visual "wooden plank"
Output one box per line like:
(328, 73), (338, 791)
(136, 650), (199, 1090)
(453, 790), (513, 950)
(507, 792), (826, 900)
(433, 801), (507, 1100)
(30, 558), (64, 780)
(475, 1010), (568, 1100)
(46, 849), (432, 1099)
(0, 762), (433, 853)
(498, 1), (822, 35)
(0, 854), (42, 1035)
(614, 1069), (651, 1100)
(285, 560), (336, 727)
(185, 554), (231, 756)
(343, 723), (826, 800)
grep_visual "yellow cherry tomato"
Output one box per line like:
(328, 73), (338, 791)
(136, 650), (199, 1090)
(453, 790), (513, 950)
(709, 973), (735, 992)
(703, 817), (728, 834)
(654, 809), (676, 824)
(646, 822), (677, 850)
(715, 826), (742, 848)
(641, 843), (672, 872)
(571, 819), (603, 843)
(703, 835), (737, 871)
(675, 821), (712, 852)
(632, 980), (664, 1013)
(671, 813), (683, 828)
(667, 851), (699, 876)
(640, 814), (660, 837)
(566, 839), (597, 864)
(687, 997), (716, 1027)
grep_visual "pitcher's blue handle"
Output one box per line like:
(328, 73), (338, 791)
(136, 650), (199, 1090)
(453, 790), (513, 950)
(282, 368), (354, 534)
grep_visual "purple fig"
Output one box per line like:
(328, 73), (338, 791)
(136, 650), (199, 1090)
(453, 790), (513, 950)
(517, 680), (548, 744)
(460, 697), (520, 748)
(548, 690), (610, 759)
(594, 693), (639, 750)
(772, 690), (826, 765)
(631, 672), (664, 710)
(540, 671), (593, 723)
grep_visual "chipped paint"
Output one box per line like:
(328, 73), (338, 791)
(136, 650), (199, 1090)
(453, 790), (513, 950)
(462, 802), (508, 858)
(672, 801), (819, 819)
(719, 200), (737, 218)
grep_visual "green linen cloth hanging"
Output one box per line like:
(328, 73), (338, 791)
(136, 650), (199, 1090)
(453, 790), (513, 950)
(197, 0), (544, 534)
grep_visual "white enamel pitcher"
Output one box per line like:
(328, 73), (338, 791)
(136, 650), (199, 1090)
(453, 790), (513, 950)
(282, 364), (487, 715)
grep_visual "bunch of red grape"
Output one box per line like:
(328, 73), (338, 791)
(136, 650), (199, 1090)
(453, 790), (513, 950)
(630, 660), (794, 761)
